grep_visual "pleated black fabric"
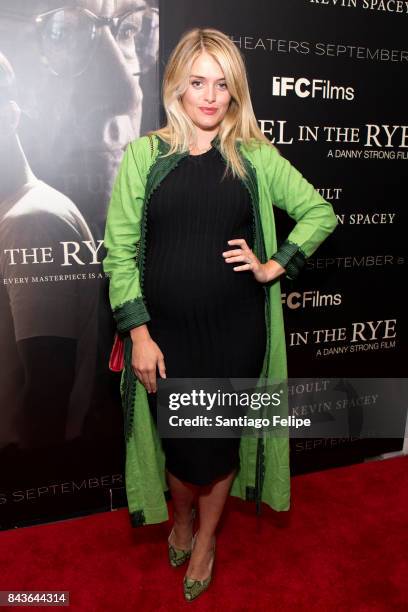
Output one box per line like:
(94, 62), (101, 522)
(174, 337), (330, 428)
(144, 145), (266, 486)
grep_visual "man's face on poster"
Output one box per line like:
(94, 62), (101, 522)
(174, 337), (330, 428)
(0, 0), (158, 222)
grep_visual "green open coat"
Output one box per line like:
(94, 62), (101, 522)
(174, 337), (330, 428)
(103, 134), (338, 527)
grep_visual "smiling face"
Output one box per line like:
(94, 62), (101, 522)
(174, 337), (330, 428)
(181, 51), (231, 136)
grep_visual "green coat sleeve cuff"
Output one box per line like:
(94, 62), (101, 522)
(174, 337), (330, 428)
(269, 239), (307, 281)
(113, 297), (151, 333)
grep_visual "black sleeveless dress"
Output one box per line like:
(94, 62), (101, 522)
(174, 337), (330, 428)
(144, 145), (266, 486)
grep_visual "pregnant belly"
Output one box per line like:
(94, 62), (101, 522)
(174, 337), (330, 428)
(143, 253), (265, 321)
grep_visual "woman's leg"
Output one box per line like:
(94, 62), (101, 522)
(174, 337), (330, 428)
(186, 467), (237, 580)
(167, 469), (198, 549)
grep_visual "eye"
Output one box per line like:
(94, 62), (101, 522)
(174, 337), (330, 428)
(118, 24), (138, 41)
(217, 82), (228, 90)
(191, 80), (203, 88)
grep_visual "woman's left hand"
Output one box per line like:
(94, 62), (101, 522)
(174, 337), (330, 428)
(222, 238), (285, 283)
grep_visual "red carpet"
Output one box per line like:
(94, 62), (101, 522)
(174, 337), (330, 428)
(0, 456), (406, 611)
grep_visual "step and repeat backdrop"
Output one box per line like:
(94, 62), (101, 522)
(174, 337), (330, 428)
(0, 0), (406, 528)
(159, 0), (407, 472)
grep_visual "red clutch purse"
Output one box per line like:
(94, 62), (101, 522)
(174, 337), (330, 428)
(109, 333), (124, 372)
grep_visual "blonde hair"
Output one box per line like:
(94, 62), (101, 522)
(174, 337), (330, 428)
(149, 27), (276, 179)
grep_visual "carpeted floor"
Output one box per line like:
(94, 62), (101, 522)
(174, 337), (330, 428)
(0, 455), (406, 611)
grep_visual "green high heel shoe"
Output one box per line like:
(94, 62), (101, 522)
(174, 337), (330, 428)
(167, 508), (196, 568)
(183, 532), (216, 602)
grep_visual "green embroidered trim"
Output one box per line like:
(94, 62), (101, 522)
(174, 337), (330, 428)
(270, 239), (298, 267)
(120, 140), (159, 444)
(255, 433), (266, 515)
(245, 486), (256, 502)
(285, 250), (307, 280)
(134, 240), (141, 262)
(122, 136), (189, 445)
(130, 509), (146, 527)
(123, 335), (137, 443)
(270, 239), (307, 281)
(238, 152), (270, 375)
(113, 296), (150, 333)
(237, 149), (268, 511)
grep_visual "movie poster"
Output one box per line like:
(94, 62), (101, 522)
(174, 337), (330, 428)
(0, 0), (160, 529)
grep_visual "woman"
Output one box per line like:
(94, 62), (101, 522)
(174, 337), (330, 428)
(103, 28), (337, 601)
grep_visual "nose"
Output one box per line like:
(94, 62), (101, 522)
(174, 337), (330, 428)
(204, 83), (216, 104)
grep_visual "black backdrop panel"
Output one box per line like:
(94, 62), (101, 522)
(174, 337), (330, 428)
(159, 0), (407, 471)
